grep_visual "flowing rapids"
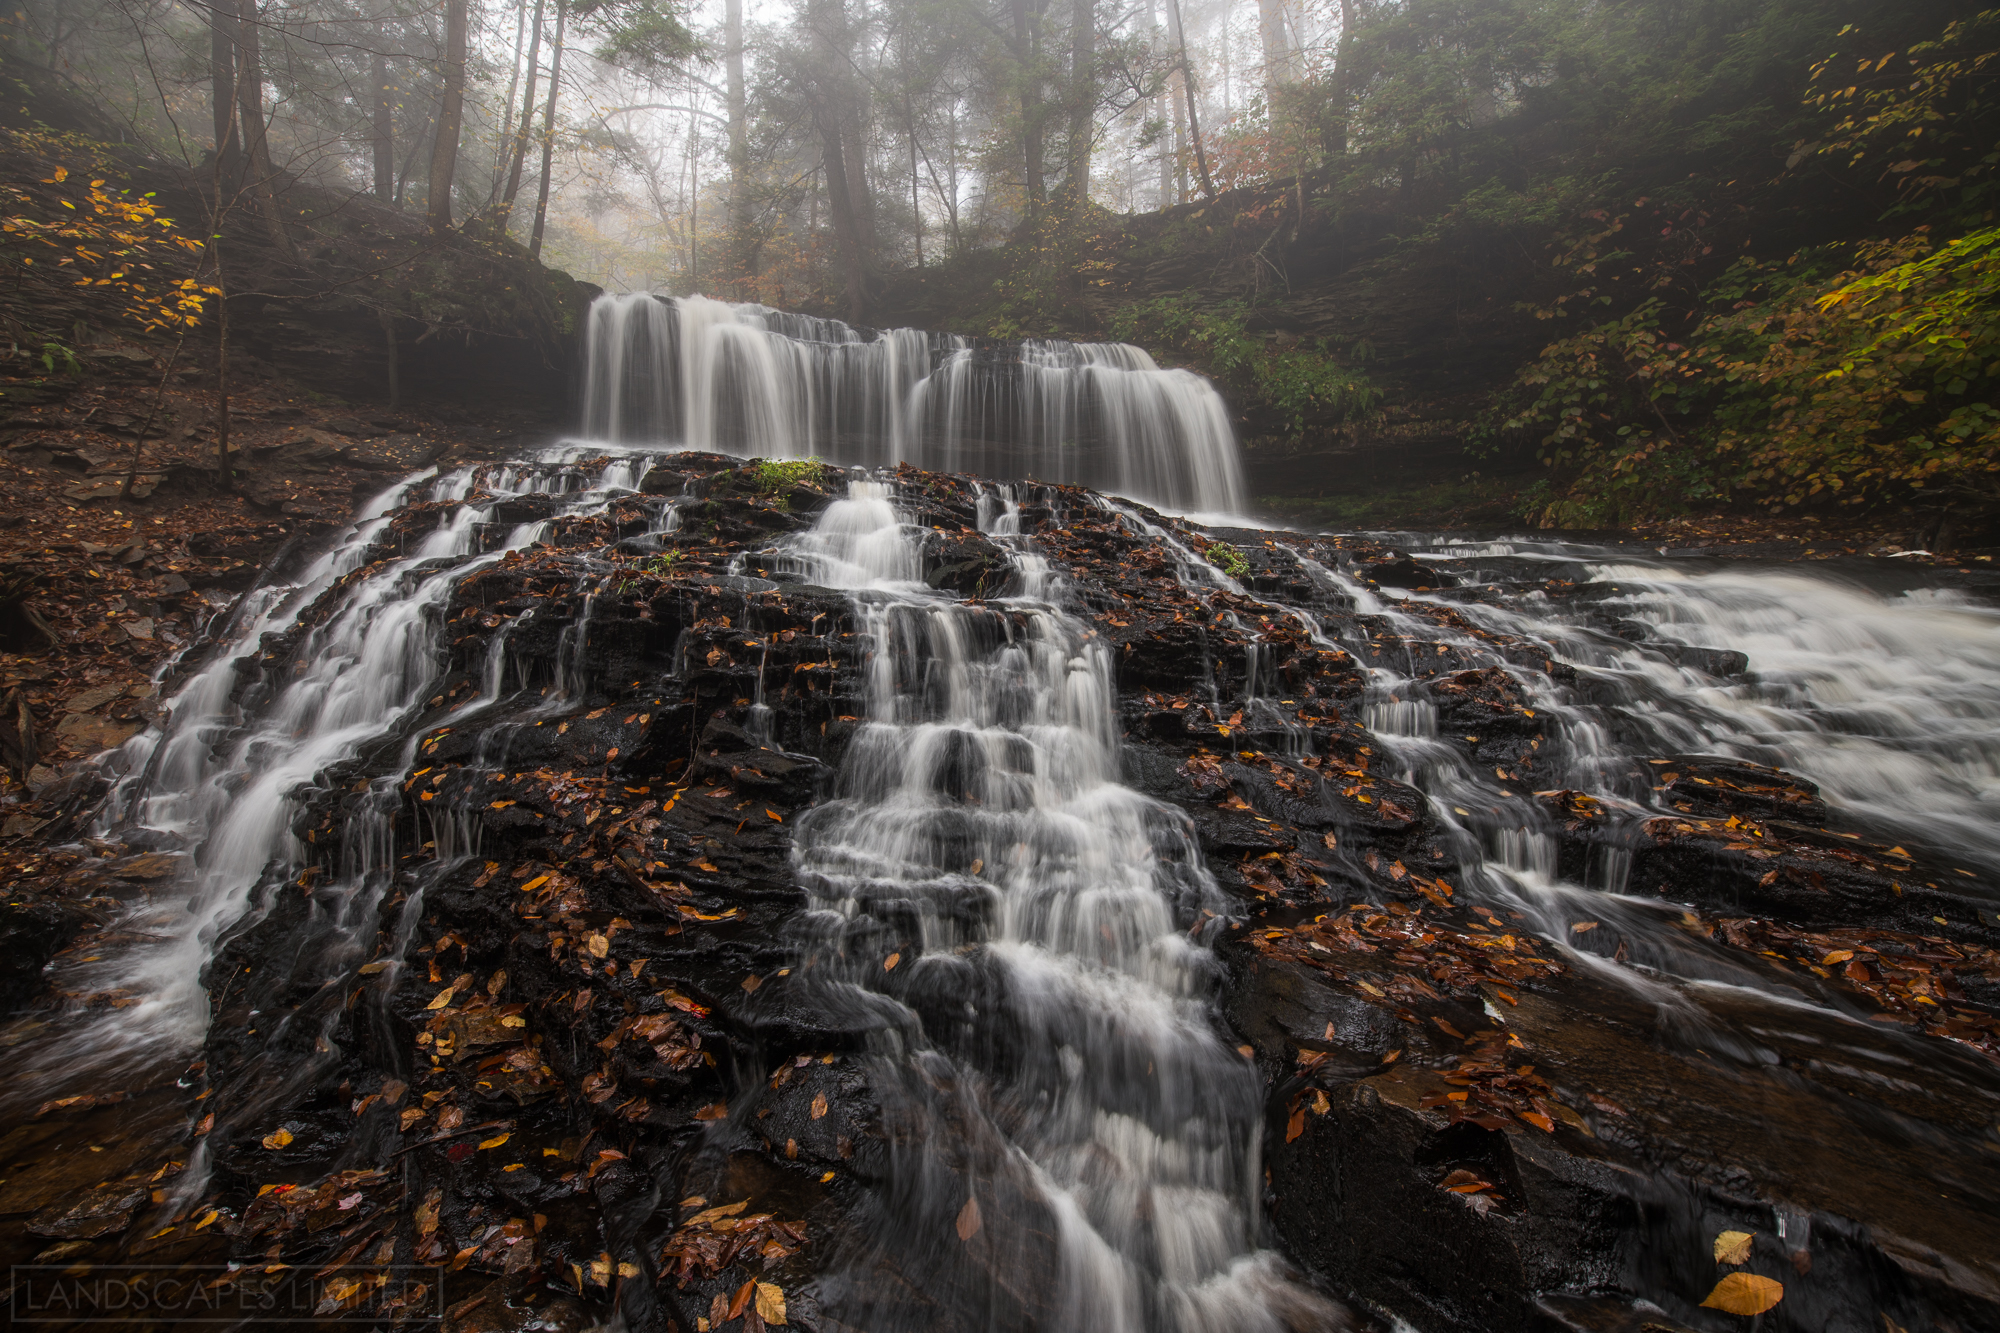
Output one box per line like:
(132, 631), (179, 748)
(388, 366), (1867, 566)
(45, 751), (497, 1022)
(770, 482), (1334, 1330)
(4, 335), (1997, 1330)
(0, 450), (648, 1109)
(579, 293), (1246, 517)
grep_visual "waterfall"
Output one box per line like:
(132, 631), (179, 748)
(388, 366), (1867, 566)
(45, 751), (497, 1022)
(5, 457), (650, 1110)
(779, 481), (1333, 1332)
(578, 292), (1247, 516)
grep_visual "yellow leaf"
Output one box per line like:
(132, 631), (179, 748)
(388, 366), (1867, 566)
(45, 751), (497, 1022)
(478, 1133), (511, 1150)
(425, 988), (456, 1011)
(754, 1282), (787, 1325)
(587, 933), (610, 958)
(811, 1093), (828, 1120)
(1701, 1273), (1783, 1315)
(1820, 949), (1854, 965)
(519, 874), (550, 894)
(262, 1127), (294, 1149)
(1714, 1230), (1754, 1265)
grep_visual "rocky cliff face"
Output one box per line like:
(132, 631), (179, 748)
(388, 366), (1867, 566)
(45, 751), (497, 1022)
(4, 454), (1997, 1333)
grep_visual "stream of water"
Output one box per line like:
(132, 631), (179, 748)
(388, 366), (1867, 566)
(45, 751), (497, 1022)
(4, 293), (1997, 1330)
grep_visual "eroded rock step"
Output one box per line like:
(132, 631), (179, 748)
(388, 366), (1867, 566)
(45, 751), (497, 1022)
(0, 455), (1994, 1333)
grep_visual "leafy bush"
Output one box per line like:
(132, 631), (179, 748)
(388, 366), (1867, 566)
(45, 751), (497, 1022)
(752, 458), (824, 493)
(1499, 228), (2000, 524)
(1108, 295), (1379, 435)
(1207, 543), (1250, 577)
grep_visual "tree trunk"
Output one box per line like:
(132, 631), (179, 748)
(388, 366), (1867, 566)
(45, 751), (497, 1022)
(815, 118), (867, 322)
(209, 0), (240, 179)
(528, 0), (566, 259)
(909, 108), (923, 266)
(371, 49), (395, 201)
(725, 0), (752, 295)
(492, 0), (528, 205)
(500, 0), (547, 229)
(427, 0), (469, 232)
(233, 1), (292, 250)
(1322, 0), (1356, 160)
(1167, 0), (1215, 198)
(214, 251), (233, 486)
(1257, 0), (1295, 94)
(1065, 0), (1092, 209)
(380, 307), (400, 408)
(1011, 0), (1045, 216)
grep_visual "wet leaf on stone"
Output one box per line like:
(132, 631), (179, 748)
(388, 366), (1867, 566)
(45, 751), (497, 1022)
(694, 1103), (729, 1121)
(1571, 921), (1599, 933)
(1285, 1104), (1306, 1142)
(811, 1093), (828, 1120)
(262, 1127), (294, 1149)
(478, 1133), (510, 1150)
(755, 1282), (787, 1324)
(1701, 1272), (1783, 1315)
(1714, 1231), (1754, 1265)
(729, 1279), (758, 1319)
(956, 1195), (982, 1241)
(884, 953), (901, 971)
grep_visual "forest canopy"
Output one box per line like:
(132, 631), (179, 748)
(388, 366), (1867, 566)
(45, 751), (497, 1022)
(4, 0), (1999, 528)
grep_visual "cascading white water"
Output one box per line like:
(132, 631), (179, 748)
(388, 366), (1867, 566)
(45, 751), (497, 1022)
(2, 452), (657, 1110)
(577, 292), (1246, 515)
(780, 482), (1332, 1332)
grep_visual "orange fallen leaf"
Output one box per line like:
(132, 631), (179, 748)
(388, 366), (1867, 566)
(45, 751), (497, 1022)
(883, 953), (901, 971)
(478, 1133), (511, 1150)
(766, 809), (783, 822)
(1285, 1105), (1306, 1142)
(1820, 949), (1854, 965)
(1701, 1273), (1783, 1315)
(262, 1127), (294, 1149)
(693, 1103), (729, 1121)
(956, 1195), (982, 1240)
(742, 974), (763, 992)
(728, 1278), (757, 1320)
(811, 1093), (828, 1120)
(1571, 921), (1599, 933)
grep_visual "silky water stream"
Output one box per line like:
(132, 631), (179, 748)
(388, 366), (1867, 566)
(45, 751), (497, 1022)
(766, 483), (1337, 1330)
(1, 295), (1997, 1331)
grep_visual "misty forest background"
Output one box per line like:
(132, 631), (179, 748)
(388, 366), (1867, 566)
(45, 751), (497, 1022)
(5, 0), (2000, 537)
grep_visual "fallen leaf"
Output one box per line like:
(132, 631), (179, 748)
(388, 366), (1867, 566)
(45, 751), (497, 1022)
(519, 874), (550, 894)
(1821, 949), (1855, 965)
(262, 1127), (294, 1149)
(1285, 1104), (1306, 1142)
(1571, 921), (1599, 933)
(694, 1103), (729, 1121)
(755, 1282), (787, 1325)
(587, 933), (610, 958)
(1701, 1272), (1783, 1315)
(728, 1279), (757, 1320)
(1715, 1230), (1754, 1265)
(811, 1093), (828, 1120)
(766, 809), (783, 822)
(883, 953), (901, 971)
(478, 1133), (510, 1150)
(955, 1195), (982, 1241)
